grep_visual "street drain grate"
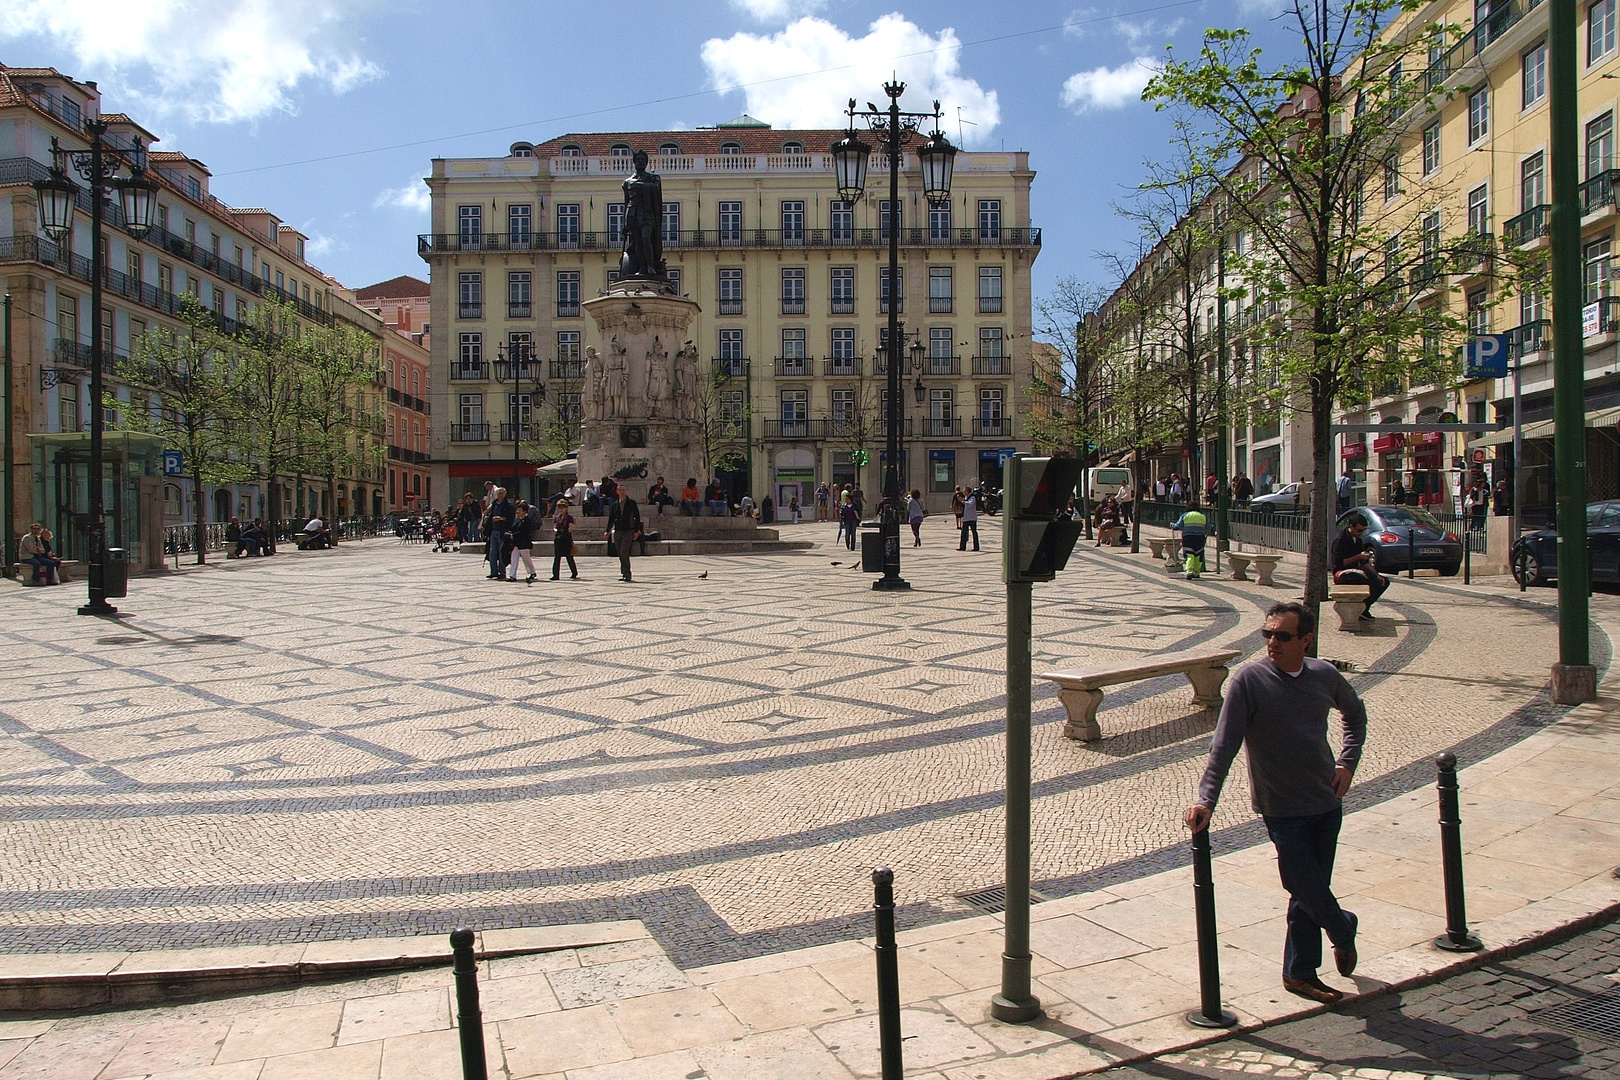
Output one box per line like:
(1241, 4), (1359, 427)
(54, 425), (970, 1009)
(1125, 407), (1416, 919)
(956, 886), (1051, 915)
(1534, 986), (1620, 1041)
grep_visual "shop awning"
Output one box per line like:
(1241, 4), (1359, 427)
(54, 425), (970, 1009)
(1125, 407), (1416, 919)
(1468, 405), (1620, 449)
(536, 457), (579, 477)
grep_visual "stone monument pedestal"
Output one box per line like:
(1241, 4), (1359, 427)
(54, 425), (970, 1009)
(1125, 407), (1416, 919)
(577, 282), (706, 489)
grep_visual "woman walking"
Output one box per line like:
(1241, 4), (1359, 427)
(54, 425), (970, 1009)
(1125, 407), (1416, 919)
(607, 493), (643, 582)
(506, 501), (538, 583)
(551, 499), (579, 580)
(840, 495), (860, 551)
(907, 489), (926, 546)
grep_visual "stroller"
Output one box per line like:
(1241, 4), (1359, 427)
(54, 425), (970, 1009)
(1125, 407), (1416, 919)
(432, 521), (459, 552)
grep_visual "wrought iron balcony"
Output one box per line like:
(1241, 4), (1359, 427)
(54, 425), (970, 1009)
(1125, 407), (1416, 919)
(1421, 0), (1544, 93)
(764, 419), (829, 439)
(975, 418), (1008, 437)
(922, 416), (960, 438)
(830, 298), (855, 315)
(500, 423), (540, 442)
(979, 296), (1003, 313)
(774, 357), (812, 378)
(459, 303), (482, 319)
(780, 298), (806, 315)
(1504, 205), (1550, 247)
(929, 297), (953, 313)
(823, 357), (862, 377)
(923, 356), (960, 376)
(450, 423), (490, 442)
(1581, 169), (1620, 216)
(714, 357), (749, 379)
(1511, 319), (1551, 355)
(718, 299), (743, 315)
(550, 359), (585, 379)
(451, 363), (486, 381)
(557, 302), (581, 318)
(508, 303), (532, 319)
(972, 355), (1010, 376)
(419, 226), (1041, 256)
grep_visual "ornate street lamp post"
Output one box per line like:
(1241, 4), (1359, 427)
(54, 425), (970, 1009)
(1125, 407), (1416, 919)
(493, 341), (545, 503)
(35, 129), (157, 615)
(831, 84), (955, 590)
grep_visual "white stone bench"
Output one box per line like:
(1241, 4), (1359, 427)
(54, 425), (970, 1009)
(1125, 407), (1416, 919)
(1329, 584), (1371, 631)
(1227, 552), (1283, 585)
(1094, 524), (1125, 547)
(1146, 537), (1174, 560)
(1039, 647), (1242, 741)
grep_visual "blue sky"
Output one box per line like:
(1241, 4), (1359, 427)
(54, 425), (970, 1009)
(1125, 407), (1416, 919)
(2, 0), (1295, 299)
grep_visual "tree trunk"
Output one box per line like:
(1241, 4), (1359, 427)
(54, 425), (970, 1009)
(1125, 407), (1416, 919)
(265, 478), (279, 555)
(193, 470), (206, 565)
(1130, 456), (1142, 554)
(327, 471), (339, 544)
(1304, 385), (1335, 655)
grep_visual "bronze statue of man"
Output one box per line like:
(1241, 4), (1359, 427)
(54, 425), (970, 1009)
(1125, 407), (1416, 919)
(620, 149), (665, 280)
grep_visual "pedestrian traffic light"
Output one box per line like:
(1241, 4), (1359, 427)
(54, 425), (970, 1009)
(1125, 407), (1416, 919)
(851, 449), (869, 467)
(1003, 454), (1087, 583)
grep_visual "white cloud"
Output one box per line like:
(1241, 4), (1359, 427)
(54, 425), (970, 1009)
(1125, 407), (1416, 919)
(731, 0), (828, 23)
(1117, 18), (1182, 49)
(0, 0), (382, 124)
(701, 14), (1000, 146)
(373, 176), (429, 214)
(1060, 56), (1158, 113)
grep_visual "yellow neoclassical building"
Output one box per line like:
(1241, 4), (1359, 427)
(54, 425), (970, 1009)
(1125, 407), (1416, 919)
(419, 117), (1040, 512)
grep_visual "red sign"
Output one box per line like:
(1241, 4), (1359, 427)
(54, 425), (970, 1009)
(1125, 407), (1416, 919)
(448, 462), (544, 478)
(1341, 442), (1367, 459)
(1372, 433), (1405, 453)
(1412, 430), (1444, 447)
(1472, 449), (1487, 463)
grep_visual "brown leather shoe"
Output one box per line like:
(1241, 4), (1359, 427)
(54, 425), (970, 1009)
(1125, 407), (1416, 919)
(1334, 939), (1357, 977)
(1283, 977), (1344, 1004)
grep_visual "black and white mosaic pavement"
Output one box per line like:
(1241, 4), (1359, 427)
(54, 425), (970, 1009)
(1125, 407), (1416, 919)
(0, 525), (1587, 967)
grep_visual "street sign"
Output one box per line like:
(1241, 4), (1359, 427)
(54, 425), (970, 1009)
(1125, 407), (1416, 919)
(1462, 334), (1511, 379)
(1473, 449), (1487, 464)
(996, 446), (1019, 470)
(162, 450), (183, 476)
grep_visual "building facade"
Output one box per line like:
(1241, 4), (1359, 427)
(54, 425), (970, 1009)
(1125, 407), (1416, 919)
(380, 326), (432, 511)
(0, 64), (389, 561)
(419, 117), (1040, 512)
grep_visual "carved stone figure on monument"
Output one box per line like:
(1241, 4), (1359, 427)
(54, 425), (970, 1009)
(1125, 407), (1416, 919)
(606, 337), (629, 420)
(673, 342), (700, 420)
(583, 346), (603, 421)
(645, 337), (670, 418)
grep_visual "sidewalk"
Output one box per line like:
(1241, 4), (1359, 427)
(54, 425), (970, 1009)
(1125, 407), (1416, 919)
(6, 693), (1620, 1079)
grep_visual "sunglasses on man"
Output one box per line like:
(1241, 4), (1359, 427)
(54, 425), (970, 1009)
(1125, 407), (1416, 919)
(1259, 628), (1304, 641)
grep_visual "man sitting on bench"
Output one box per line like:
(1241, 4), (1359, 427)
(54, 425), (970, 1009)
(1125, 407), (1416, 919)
(1331, 513), (1387, 621)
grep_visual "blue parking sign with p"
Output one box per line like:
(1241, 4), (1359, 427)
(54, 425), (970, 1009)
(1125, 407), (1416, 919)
(1463, 334), (1511, 379)
(163, 450), (183, 475)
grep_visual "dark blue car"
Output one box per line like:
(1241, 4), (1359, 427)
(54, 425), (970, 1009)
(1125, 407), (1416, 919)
(1510, 501), (1620, 586)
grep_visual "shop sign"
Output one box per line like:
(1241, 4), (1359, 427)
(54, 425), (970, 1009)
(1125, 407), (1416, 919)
(1372, 433), (1405, 453)
(1341, 442), (1367, 458)
(1412, 430), (1444, 447)
(774, 467), (814, 481)
(1472, 449), (1487, 464)
(1585, 302), (1603, 337)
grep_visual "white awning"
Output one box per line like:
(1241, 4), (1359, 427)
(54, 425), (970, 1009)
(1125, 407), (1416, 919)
(1469, 405), (1620, 448)
(536, 458), (579, 477)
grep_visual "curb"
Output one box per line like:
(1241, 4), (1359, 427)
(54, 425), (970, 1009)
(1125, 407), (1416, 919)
(0, 920), (648, 1013)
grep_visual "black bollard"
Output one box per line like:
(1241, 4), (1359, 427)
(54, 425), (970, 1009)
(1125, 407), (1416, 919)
(1185, 829), (1237, 1028)
(872, 868), (904, 1080)
(1407, 530), (1415, 579)
(450, 927), (489, 1080)
(1433, 755), (1484, 952)
(1464, 534), (1471, 585)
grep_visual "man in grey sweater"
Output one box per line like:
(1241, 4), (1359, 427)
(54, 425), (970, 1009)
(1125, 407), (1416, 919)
(1185, 600), (1368, 1004)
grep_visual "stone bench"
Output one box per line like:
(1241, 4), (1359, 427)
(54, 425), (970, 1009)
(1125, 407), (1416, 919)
(1146, 537), (1174, 560)
(1227, 552), (1283, 585)
(1039, 647), (1242, 741)
(1094, 524), (1125, 547)
(1329, 584), (1371, 631)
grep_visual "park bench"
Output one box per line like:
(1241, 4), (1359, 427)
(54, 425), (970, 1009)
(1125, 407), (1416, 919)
(1227, 552), (1283, 586)
(1039, 647), (1242, 741)
(1146, 537), (1174, 560)
(1328, 584), (1371, 631)
(1094, 524), (1125, 547)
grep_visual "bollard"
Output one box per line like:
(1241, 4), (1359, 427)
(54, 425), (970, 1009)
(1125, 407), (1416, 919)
(450, 927), (489, 1080)
(1407, 530), (1415, 579)
(1185, 829), (1237, 1028)
(1464, 535), (1471, 585)
(872, 868), (904, 1080)
(1433, 755), (1484, 952)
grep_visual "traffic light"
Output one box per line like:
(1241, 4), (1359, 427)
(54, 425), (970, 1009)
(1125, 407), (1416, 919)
(851, 449), (869, 467)
(1003, 454), (1086, 583)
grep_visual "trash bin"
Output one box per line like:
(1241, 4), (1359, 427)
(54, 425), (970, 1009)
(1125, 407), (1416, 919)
(860, 525), (885, 572)
(94, 547), (129, 599)
(761, 496), (775, 524)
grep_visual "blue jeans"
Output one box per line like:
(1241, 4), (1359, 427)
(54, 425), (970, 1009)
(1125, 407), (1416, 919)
(708, 500), (726, 516)
(486, 531), (507, 577)
(1264, 807), (1356, 981)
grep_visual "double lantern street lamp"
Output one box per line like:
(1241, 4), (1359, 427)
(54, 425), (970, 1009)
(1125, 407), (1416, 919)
(492, 342), (546, 503)
(831, 82), (956, 591)
(35, 128), (159, 615)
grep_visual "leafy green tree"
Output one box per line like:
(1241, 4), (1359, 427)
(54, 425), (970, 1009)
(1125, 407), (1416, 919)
(291, 318), (382, 539)
(115, 296), (249, 564)
(232, 300), (306, 552)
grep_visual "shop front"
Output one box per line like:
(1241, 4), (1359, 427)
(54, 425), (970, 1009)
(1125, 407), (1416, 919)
(772, 448), (816, 515)
(1373, 431), (1405, 503)
(1410, 430), (1445, 506)
(1341, 439), (1367, 506)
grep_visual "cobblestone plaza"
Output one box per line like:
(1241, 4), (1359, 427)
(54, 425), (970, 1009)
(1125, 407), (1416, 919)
(0, 522), (1579, 975)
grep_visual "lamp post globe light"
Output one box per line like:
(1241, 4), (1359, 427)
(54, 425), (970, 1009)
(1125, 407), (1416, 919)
(832, 84), (955, 590)
(35, 129), (158, 616)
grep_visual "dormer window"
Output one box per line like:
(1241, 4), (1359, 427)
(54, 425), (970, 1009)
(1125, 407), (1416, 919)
(611, 143), (632, 156)
(61, 96), (81, 129)
(296, 237), (306, 260)
(721, 142), (742, 155)
(560, 144), (584, 157)
(782, 141), (803, 154)
(186, 176), (201, 200)
(659, 142), (681, 156)
(509, 142), (535, 158)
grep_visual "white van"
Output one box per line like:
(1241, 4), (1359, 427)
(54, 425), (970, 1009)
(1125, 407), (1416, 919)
(1084, 467), (1133, 503)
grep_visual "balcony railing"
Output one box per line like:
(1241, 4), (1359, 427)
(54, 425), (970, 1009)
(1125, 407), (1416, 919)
(780, 298), (806, 315)
(459, 303), (482, 319)
(557, 302), (581, 318)
(831, 298), (854, 314)
(765, 419), (829, 439)
(1511, 319), (1551, 355)
(452, 363), (486, 381)
(714, 357), (748, 378)
(823, 357), (862, 377)
(451, 423), (490, 442)
(1409, 256), (1446, 293)
(1581, 169), (1620, 216)
(387, 446), (431, 463)
(972, 355), (1010, 376)
(718, 299), (743, 315)
(387, 387), (430, 413)
(976, 418), (1008, 437)
(1452, 231), (1495, 270)
(774, 357), (811, 377)
(922, 416), (960, 438)
(1590, 296), (1620, 337)
(551, 359), (585, 379)
(929, 297), (953, 313)
(1422, 0), (1545, 93)
(419, 226), (1041, 255)
(1504, 205), (1551, 246)
(508, 303), (532, 319)
(979, 296), (1003, 313)
(500, 423), (540, 442)
(923, 356), (961, 376)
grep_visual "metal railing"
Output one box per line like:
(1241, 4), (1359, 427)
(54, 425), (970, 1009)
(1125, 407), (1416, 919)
(451, 363), (486, 381)
(1422, 0), (1544, 92)
(164, 522), (229, 555)
(1581, 169), (1620, 215)
(450, 423), (490, 442)
(764, 419), (829, 439)
(1503, 204), (1550, 246)
(1512, 319), (1551, 354)
(418, 226), (1041, 255)
(714, 357), (748, 378)
(972, 355), (1010, 375)
(458, 303), (482, 319)
(923, 356), (960, 376)
(823, 357), (862, 377)
(922, 416), (960, 438)
(550, 359), (585, 379)
(774, 357), (812, 377)
(500, 422), (540, 442)
(975, 418), (1008, 437)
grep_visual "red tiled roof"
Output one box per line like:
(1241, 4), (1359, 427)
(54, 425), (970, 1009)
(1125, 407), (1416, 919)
(355, 275), (430, 300)
(532, 129), (845, 157)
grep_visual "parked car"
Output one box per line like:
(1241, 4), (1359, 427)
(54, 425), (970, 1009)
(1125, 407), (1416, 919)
(1338, 505), (1464, 576)
(1509, 500), (1620, 586)
(1252, 481), (1310, 513)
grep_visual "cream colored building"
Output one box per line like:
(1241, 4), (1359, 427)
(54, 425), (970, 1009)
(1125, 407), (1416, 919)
(419, 117), (1040, 512)
(0, 64), (389, 562)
